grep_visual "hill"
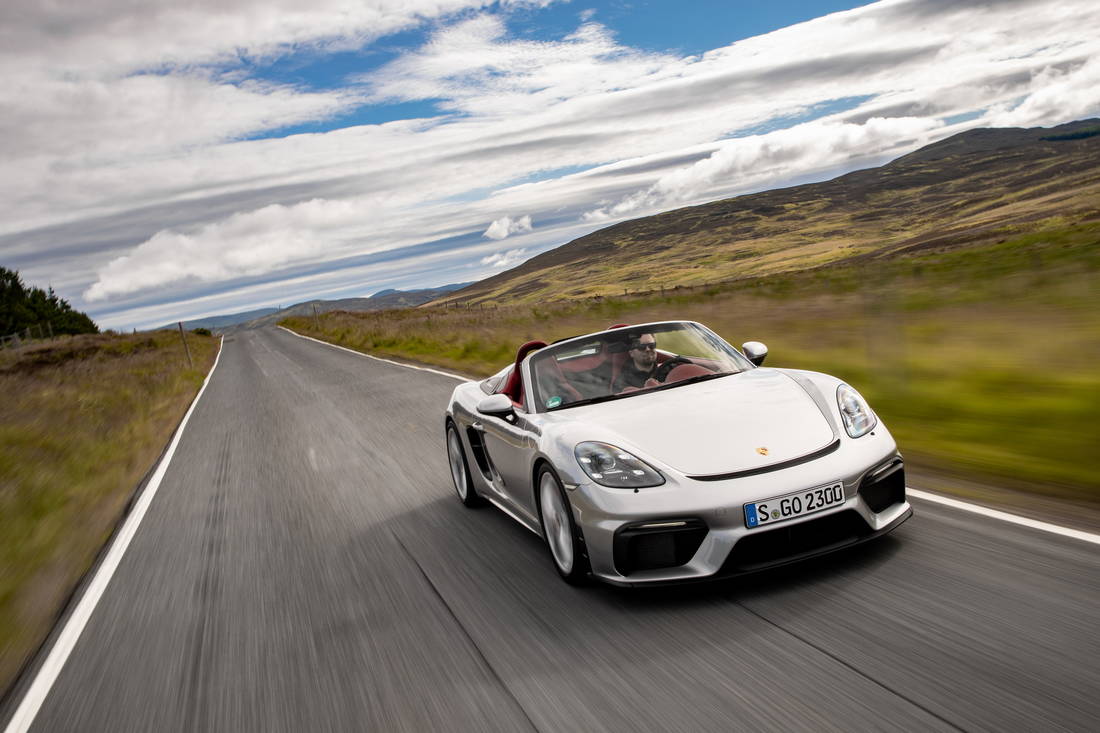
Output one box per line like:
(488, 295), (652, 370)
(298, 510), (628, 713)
(223, 283), (473, 332)
(436, 119), (1100, 305)
(160, 306), (280, 332)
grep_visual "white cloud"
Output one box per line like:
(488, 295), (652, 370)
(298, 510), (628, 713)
(481, 248), (528, 268)
(362, 14), (682, 116)
(85, 201), (334, 301)
(0, 1), (554, 76)
(3, 0), (1099, 328)
(0, 73), (359, 165)
(983, 56), (1100, 128)
(0, 1), (564, 166)
(483, 214), (533, 240)
(585, 115), (945, 221)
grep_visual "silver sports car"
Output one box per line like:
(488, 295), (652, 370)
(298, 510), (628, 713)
(444, 320), (911, 586)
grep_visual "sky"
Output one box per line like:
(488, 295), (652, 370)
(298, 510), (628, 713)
(1, 0), (1098, 330)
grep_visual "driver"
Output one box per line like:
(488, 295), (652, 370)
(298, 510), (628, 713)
(613, 333), (658, 391)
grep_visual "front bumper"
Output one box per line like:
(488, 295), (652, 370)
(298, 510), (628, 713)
(569, 435), (912, 586)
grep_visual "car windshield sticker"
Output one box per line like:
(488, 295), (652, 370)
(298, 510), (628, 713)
(546, 396), (563, 408)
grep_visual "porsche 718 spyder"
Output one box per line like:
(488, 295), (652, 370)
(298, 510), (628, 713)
(444, 320), (911, 586)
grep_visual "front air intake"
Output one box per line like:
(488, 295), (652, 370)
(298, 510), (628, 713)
(614, 519), (708, 576)
(859, 460), (906, 513)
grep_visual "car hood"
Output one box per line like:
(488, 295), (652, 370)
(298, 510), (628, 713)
(564, 369), (836, 476)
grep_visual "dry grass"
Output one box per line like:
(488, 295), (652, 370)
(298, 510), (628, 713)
(0, 330), (219, 695)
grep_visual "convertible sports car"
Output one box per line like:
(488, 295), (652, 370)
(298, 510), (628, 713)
(444, 320), (911, 586)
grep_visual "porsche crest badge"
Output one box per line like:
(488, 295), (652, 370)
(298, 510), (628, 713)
(756, 447), (769, 456)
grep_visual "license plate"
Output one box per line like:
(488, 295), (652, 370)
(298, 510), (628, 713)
(744, 481), (845, 528)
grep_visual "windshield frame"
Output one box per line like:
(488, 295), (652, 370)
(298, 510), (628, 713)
(527, 321), (754, 414)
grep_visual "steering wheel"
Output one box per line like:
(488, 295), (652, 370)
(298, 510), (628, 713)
(653, 356), (693, 382)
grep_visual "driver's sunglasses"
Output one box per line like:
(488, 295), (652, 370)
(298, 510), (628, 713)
(631, 343), (657, 351)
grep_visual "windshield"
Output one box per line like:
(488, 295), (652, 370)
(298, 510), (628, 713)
(530, 322), (753, 412)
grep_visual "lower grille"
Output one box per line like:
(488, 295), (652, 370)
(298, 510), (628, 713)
(614, 519), (707, 576)
(724, 510), (870, 573)
(859, 460), (906, 513)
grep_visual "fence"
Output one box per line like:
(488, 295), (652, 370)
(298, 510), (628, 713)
(1, 322), (55, 349)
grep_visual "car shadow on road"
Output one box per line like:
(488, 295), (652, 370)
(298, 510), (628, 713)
(390, 485), (909, 614)
(342, 488), (919, 707)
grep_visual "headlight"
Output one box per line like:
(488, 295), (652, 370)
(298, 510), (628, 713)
(836, 384), (876, 438)
(574, 442), (665, 488)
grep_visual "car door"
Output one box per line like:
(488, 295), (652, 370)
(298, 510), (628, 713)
(478, 370), (540, 524)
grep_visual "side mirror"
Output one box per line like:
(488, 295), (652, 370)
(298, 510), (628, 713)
(477, 393), (515, 417)
(741, 341), (768, 366)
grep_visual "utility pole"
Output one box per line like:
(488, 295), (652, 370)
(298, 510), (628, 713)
(177, 322), (193, 368)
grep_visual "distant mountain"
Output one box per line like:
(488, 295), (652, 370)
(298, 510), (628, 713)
(160, 307), (280, 331)
(218, 283), (473, 332)
(433, 118), (1100, 306)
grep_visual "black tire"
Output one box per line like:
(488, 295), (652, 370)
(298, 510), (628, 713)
(536, 465), (590, 584)
(446, 422), (483, 508)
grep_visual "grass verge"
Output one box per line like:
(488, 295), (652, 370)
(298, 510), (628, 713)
(282, 221), (1100, 502)
(0, 330), (218, 697)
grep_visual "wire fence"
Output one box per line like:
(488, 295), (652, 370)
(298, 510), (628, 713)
(1, 322), (55, 350)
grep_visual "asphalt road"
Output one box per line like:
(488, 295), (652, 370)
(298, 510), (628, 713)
(8, 327), (1099, 732)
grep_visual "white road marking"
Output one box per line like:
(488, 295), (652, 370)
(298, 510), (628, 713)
(908, 488), (1100, 545)
(277, 326), (470, 382)
(308, 447), (319, 472)
(3, 338), (225, 733)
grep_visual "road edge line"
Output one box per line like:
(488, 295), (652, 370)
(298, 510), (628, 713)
(907, 488), (1100, 545)
(3, 337), (226, 733)
(277, 325), (470, 382)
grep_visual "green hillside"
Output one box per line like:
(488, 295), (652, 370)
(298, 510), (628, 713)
(439, 119), (1100, 305)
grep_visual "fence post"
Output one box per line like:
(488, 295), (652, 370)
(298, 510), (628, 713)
(312, 304), (321, 331)
(177, 322), (193, 368)
(47, 322), (54, 339)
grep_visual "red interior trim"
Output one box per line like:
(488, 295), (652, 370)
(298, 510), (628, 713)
(501, 340), (547, 404)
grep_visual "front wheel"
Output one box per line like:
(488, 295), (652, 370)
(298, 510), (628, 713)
(537, 466), (590, 584)
(446, 422), (483, 507)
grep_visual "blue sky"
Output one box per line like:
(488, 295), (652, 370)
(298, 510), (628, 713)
(244, 1), (878, 138)
(1, 0), (1097, 329)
